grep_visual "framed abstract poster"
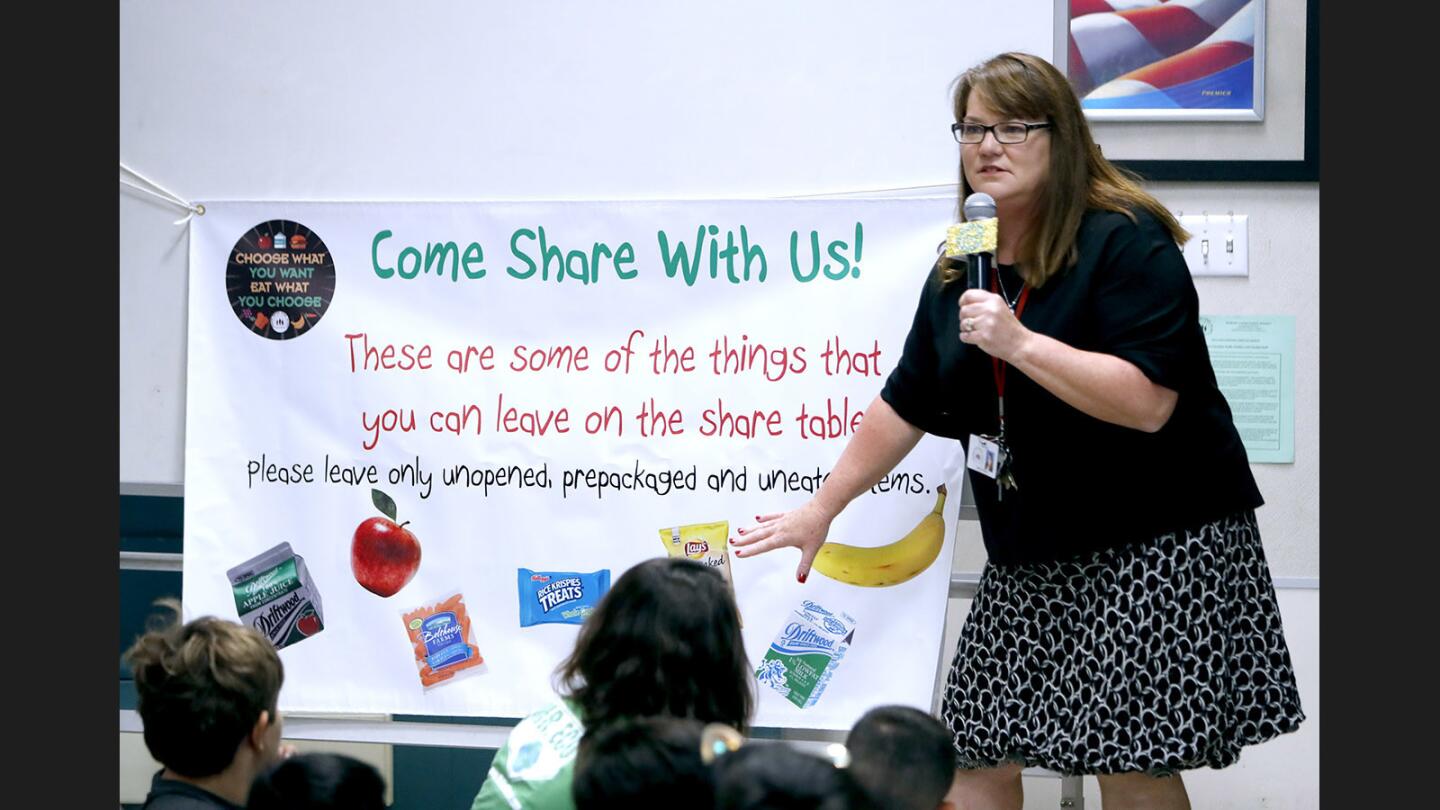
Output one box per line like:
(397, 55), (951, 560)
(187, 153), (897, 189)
(1054, 0), (1316, 181)
(1063, 0), (1266, 121)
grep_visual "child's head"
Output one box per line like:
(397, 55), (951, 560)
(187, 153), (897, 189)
(845, 705), (956, 810)
(712, 742), (873, 810)
(556, 556), (753, 731)
(124, 600), (286, 779)
(572, 716), (713, 808)
(247, 753), (386, 810)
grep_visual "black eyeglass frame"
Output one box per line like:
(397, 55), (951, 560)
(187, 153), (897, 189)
(951, 121), (1052, 144)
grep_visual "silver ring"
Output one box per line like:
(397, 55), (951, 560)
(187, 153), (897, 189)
(963, 318), (976, 333)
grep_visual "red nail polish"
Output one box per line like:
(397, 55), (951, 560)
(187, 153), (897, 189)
(737, 528), (745, 535)
(798, 571), (807, 584)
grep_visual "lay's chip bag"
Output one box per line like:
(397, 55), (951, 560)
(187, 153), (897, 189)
(659, 522), (740, 627)
(659, 521), (732, 584)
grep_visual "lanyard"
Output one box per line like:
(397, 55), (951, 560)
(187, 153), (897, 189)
(989, 277), (1030, 436)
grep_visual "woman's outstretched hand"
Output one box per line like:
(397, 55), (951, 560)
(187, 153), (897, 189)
(731, 499), (834, 583)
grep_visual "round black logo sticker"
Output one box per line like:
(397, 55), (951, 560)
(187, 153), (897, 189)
(227, 220), (336, 339)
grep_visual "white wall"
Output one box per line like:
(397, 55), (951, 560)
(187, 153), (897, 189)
(119, 0), (1051, 490)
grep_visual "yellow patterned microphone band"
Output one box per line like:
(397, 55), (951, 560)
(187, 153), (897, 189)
(944, 218), (998, 257)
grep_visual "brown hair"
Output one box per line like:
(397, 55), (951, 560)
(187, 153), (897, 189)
(556, 557), (754, 733)
(845, 705), (954, 810)
(943, 52), (1188, 287)
(124, 600), (284, 777)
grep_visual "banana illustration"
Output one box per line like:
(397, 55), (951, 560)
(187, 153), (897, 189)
(812, 484), (947, 587)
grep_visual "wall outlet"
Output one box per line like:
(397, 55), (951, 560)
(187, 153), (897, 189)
(1178, 213), (1248, 277)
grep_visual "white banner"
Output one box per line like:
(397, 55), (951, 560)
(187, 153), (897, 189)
(184, 199), (963, 729)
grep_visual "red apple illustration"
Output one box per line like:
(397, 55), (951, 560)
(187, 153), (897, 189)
(296, 612), (321, 636)
(351, 488), (422, 597)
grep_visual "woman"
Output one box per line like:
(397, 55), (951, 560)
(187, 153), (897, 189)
(471, 557), (754, 810)
(732, 52), (1303, 809)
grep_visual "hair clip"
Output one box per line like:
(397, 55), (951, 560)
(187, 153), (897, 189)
(700, 723), (744, 764)
(822, 742), (852, 769)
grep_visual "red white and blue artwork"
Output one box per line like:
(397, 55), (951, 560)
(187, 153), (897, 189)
(1067, 0), (1263, 118)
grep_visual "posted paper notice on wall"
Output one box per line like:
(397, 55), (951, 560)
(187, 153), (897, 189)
(1200, 315), (1295, 463)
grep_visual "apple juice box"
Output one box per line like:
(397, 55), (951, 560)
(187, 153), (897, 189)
(755, 600), (856, 709)
(226, 541), (325, 649)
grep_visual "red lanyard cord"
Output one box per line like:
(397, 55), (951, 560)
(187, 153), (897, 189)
(989, 277), (1029, 432)
(989, 278), (1030, 400)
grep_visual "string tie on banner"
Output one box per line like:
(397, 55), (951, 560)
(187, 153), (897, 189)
(120, 162), (205, 225)
(780, 182), (952, 199)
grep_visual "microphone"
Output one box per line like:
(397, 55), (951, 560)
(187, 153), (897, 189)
(944, 192), (998, 290)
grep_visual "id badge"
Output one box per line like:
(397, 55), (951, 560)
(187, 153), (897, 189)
(966, 434), (1003, 480)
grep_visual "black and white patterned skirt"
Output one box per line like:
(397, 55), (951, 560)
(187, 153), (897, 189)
(940, 510), (1305, 776)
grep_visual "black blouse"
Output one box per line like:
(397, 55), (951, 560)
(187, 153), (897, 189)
(881, 207), (1262, 565)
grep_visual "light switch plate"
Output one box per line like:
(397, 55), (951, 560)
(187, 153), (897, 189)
(1178, 214), (1248, 277)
